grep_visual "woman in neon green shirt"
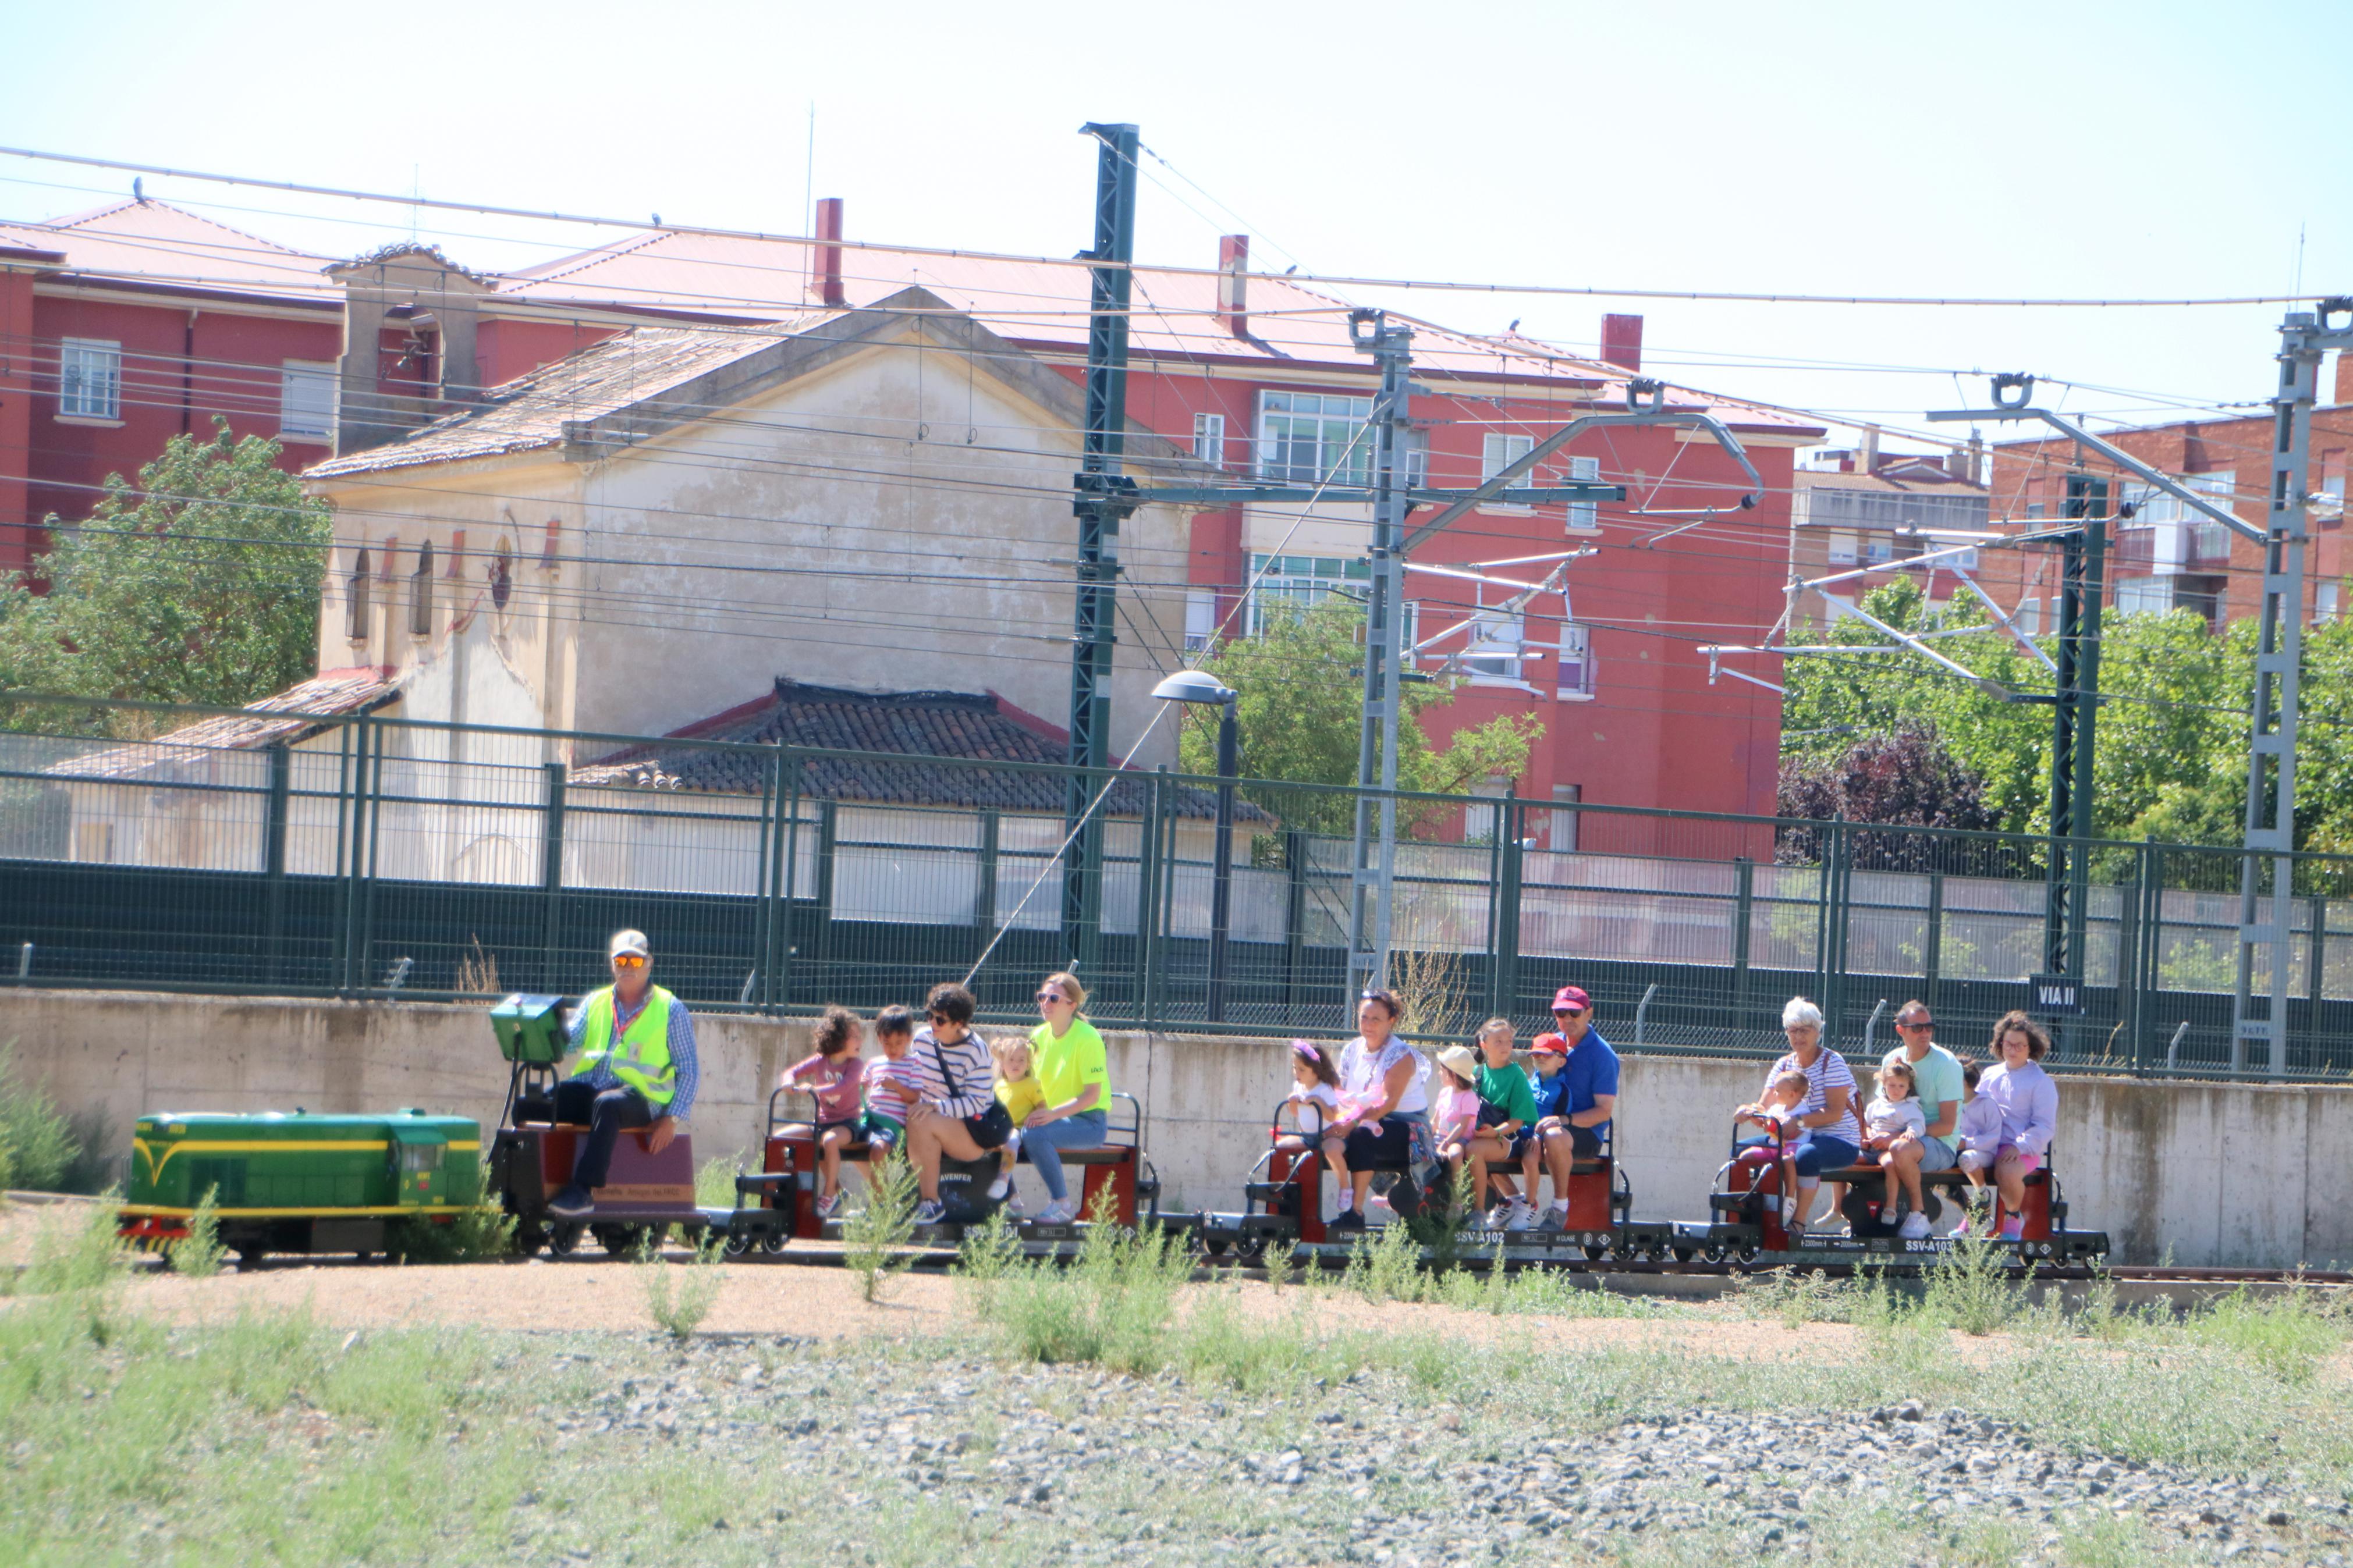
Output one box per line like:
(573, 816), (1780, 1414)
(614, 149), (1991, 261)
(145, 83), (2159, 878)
(1023, 970), (1111, 1225)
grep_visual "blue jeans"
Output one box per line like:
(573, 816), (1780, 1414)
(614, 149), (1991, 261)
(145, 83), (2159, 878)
(1789, 1134), (1860, 1179)
(1020, 1110), (1108, 1202)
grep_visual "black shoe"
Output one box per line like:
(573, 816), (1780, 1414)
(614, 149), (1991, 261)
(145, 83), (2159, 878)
(547, 1184), (594, 1218)
(1329, 1208), (1365, 1232)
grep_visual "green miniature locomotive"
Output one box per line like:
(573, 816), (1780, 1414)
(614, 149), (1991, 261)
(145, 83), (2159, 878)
(119, 1109), (482, 1263)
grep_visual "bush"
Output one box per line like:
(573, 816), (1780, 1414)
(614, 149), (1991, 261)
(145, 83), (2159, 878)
(171, 1185), (228, 1278)
(638, 1231), (726, 1341)
(992, 1189), (1191, 1373)
(841, 1149), (919, 1303)
(694, 1149), (746, 1208)
(1341, 1217), (1426, 1304)
(388, 1201), (517, 1264)
(0, 1040), (79, 1193)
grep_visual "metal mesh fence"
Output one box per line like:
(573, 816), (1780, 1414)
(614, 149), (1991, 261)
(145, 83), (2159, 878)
(4, 707), (2353, 1080)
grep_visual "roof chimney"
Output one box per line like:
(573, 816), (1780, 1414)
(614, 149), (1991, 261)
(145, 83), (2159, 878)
(1218, 234), (1248, 339)
(1943, 446), (1972, 481)
(811, 197), (845, 308)
(1858, 424), (1882, 475)
(1600, 313), (1643, 372)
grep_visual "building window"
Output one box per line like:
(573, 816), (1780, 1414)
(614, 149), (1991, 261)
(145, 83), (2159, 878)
(2025, 503), (2046, 521)
(1549, 784), (1582, 852)
(1463, 604), (1527, 681)
(2320, 449), (2345, 524)
(1184, 587), (1216, 652)
(409, 539), (435, 637)
(1481, 432), (1535, 509)
(1193, 412), (1226, 470)
(346, 548), (372, 643)
(1556, 623), (1595, 698)
(2116, 577), (2171, 616)
(1257, 391), (1372, 488)
(2014, 596), (2040, 635)
(1826, 531), (1860, 567)
(1403, 427), (1429, 489)
(1565, 455), (1602, 531)
(1465, 775), (1511, 845)
(58, 338), (120, 419)
(2318, 581), (2340, 626)
(1246, 552), (1368, 632)
(281, 360), (337, 440)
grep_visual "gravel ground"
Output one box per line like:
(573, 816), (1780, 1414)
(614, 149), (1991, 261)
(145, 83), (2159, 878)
(540, 1339), (2353, 1567)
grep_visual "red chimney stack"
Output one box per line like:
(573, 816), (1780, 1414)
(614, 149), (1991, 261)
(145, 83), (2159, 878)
(811, 197), (845, 308)
(1218, 234), (1248, 339)
(1600, 313), (1643, 372)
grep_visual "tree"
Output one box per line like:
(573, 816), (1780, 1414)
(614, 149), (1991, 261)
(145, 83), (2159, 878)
(0, 420), (331, 736)
(1776, 723), (2001, 869)
(1175, 596), (1543, 838)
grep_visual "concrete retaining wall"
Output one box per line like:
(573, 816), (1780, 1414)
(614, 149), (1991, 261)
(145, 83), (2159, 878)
(9, 989), (2349, 1269)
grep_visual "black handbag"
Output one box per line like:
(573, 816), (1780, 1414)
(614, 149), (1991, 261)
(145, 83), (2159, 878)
(931, 1033), (1014, 1149)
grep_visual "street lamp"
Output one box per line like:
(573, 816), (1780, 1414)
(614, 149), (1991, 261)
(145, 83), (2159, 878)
(1152, 670), (1240, 1023)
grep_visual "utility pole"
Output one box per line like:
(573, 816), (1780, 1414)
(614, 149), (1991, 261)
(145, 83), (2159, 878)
(2232, 301), (2353, 1076)
(1346, 311), (1415, 1000)
(2043, 471), (2108, 991)
(1064, 122), (1140, 972)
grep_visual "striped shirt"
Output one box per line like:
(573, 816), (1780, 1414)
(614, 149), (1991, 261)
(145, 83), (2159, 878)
(863, 1055), (924, 1125)
(567, 990), (700, 1122)
(908, 1025), (998, 1120)
(1762, 1048), (1859, 1146)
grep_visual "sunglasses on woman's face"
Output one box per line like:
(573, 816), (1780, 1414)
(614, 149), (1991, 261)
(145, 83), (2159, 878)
(1037, 991), (1067, 1004)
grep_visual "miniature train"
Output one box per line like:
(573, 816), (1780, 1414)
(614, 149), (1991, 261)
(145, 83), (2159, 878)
(120, 995), (2106, 1272)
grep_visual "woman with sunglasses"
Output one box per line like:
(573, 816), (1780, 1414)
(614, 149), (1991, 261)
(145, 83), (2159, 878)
(904, 982), (1012, 1226)
(1020, 972), (1112, 1225)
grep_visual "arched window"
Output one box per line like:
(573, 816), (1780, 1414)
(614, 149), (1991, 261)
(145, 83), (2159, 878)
(346, 548), (372, 643)
(409, 539), (435, 637)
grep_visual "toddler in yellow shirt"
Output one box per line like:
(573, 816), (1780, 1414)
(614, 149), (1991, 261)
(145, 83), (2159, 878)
(989, 1037), (1046, 1210)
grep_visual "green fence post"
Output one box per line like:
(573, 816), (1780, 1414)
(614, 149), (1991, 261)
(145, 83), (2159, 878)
(540, 761), (567, 991)
(1131, 777), (1160, 1032)
(1732, 855), (1754, 1041)
(975, 806), (1002, 982)
(338, 716), (375, 999)
(264, 742), (290, 987)
(750, 747), (776, 1012)
(1283, 829), (1308, 1027)
(1491, 801), (1524, 1019)
(773, 754), (801, 1011)
(1922, 869), (1944, 1030)
(811, 799), (838, 991)
(354, 719), (384, 997)
(2308, 891), (2327, 1064)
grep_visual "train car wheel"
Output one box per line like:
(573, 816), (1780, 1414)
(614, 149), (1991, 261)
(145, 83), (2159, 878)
(1234, 1236), (1268, 1265)
(548, 1222), (584, 1257)
(760, 1235), (787, 1256)
(1702, 1246), (1727, 1264)
(1202, 1237), (1230, 1258)
(1585, 1244), (1610, 1264)
(1671, 1246), (1696, 1264)
(1736, 1246), (1761, 1265)
(235, 1244), (268, 1267)
(722, 1232), (753, 1258)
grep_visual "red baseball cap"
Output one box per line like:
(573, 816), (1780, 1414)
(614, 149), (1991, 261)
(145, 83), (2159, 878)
(1529, 1033), (1568, 1057)
(1551, 986), (1592, 1013)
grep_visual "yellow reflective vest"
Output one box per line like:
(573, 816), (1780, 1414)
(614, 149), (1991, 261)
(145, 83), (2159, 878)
(570, 984), (677, 1106)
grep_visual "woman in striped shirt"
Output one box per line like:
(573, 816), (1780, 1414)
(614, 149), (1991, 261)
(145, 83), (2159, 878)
(906, 982), (1012, 1225)
(1749, 997), (1861, 1233)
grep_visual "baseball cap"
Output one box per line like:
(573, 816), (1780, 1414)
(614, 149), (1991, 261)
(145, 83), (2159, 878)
(608, 928), (652, 960)
(1436, 1045), (1481, 1081)
(1529, 1033), (1568, 1057)
(1551, 985), (1592, 1013)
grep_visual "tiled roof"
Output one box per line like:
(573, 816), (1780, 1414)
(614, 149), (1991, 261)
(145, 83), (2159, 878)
(0, 198), (336, 302)
(304, 321), (814, 477)
(573, 680), (1273, 823)
(44, 668), (400, 781)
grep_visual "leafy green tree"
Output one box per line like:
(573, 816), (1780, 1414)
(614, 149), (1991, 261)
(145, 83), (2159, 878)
(1780, 575), (2353, 854)
(1176, 596), (1543, 837)
(0, 419), (331, 736)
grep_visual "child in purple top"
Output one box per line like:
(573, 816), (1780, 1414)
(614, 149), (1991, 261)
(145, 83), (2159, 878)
(779, 1005), (865, 1218)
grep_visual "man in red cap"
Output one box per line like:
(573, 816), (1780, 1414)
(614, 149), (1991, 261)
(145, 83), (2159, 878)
(1525, 984), (1620, 1232)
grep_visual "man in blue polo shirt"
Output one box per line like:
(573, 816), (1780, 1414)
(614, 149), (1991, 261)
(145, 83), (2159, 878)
(1534, 984), (1620, 1233)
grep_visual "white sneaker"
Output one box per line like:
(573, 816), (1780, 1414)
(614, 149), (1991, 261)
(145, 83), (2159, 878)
(1037, 1198), (1080, 1225)
(1483, 1201), (1514, 1229)
(814, 1191), (843, 1220)
(986, 1173), (1011, 1201)
(1897, 1211), (1932, 1240)
(1000, 1193), (1027, 1219)
(1504, 1199), (1539, 1232)
(1779, 1196), (1798, 1225)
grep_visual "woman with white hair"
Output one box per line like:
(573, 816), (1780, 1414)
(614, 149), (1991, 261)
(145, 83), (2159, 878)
(1735, 997), (1861, 1233)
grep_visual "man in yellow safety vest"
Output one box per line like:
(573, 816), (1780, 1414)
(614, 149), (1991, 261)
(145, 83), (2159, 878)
(547, 929), (700, 1218)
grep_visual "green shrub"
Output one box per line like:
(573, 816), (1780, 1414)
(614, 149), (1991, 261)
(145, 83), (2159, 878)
(388, 1201), (517, 1264)
(638, 1231), (726, 1342)
(694, 1149), (746, 1208)
(954, 1210), (1024, 1320)
(0, 1039), (79, 1192)
(841, 1148), (919, 1303)
(993, 1189), (1191, 1373)
(172, 1185), (228, 1278)
(1920, 1229), (2030, 1335)
(1341, 1216), (1426, 1304)
(2188, 1284), (2348, 1382)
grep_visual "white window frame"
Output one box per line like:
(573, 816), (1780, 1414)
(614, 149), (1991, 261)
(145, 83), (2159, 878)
(1479, 432), (1535, 512)
(2115, 577), (2171, 616)
(1465, 774), (1511, 845)
(1564, 454), (1603, 532)
(1245, 552), (1369, 634)
(1402, 427), (1429, 489)
(58, 337), (122, 421)
(1193, 412), (1226, 470)
(1826, 530), (1860, 567)
(1556, 623), (1595, 700)
(1462, 605), (1528, 682)
(1184, 587), (1217, 652)
(280, 360), (338, 442)
(1255, 390), (1373, 488)
(2317, 581), (2340, 627)
(2014, 596), (2041, 635)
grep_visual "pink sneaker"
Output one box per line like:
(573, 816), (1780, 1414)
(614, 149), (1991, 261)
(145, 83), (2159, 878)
(1953, 1214), (1973, 1238)
(1997, 1218), (2024, 1242)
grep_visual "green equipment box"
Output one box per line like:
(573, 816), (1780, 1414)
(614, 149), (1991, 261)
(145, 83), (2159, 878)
(491, 993), (571, 1065)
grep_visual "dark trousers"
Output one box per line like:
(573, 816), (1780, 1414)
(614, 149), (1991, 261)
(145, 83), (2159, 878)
(555, 1079), (654, 1190)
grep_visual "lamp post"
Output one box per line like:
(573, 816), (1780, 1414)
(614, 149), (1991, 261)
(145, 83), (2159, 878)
(1152, 670), (1240, 1023)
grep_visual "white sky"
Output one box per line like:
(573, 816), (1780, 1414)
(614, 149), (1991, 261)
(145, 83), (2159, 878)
(4, 0), (2344, 454)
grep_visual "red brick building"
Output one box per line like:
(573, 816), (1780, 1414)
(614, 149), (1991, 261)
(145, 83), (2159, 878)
(1982, 358), (2353, 631)
(0, 196), (1822, 833)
